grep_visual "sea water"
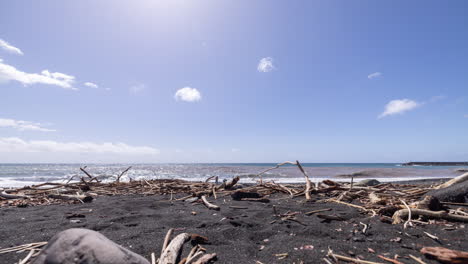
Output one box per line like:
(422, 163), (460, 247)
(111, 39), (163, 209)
(0, 163), (465, 188)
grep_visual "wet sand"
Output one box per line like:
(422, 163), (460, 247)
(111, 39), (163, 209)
(1, 180), (467, 263)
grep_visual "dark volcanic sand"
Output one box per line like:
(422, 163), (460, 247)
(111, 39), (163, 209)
(1, 189), (467, 263)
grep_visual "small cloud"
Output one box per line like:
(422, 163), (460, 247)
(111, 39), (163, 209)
(257, 57), (275, 72)
(84, 82), (98, 89)
(231, 148), (240, 152)
(0, 39), (23, 55)
(368, 72), (382, 79)
(174, 87), (201, 102)
(0, 60), (76, 89)
(379, 99), (420, 118)
(464, 114), (468, 118)
(105, 87), (111, 91)
(0, 118), (56, 132)
(130, 83), (146, 94)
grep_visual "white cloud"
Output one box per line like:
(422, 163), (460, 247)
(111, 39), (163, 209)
(257, 57), (275, 72)
(0, 39), (23, 55)
(0, 60), (76, 89)
(368, 72), (382, 79)
(130, 83), (146, 94)
(464, 114), (468, 118)
(231, 148), (240, 152)
(0, 118), (56, 132)
(174, 87), (201, 102)
(84, 82), (98, 88)
(379, 99), (420, 118)
(0, 137), (159, 155)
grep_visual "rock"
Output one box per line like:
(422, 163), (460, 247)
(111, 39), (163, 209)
(354, 179), (380, 187)
(32, 228), (150, 264)
(426, 181), (468, 203)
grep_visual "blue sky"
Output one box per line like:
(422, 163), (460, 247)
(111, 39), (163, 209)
(0, 0), (467, 163)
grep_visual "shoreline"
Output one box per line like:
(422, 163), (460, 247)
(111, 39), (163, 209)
(0, 176), (456, 189)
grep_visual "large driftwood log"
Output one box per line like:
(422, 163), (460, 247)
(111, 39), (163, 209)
(392, 208), (468, 224)
(435, 172), (468, 189)
(159, 233), (209, 264)
(427, 181), (468, 203)
(159, 233), (191, 264)
(0, 191), (28, 199)
(421, 246), (468, 264)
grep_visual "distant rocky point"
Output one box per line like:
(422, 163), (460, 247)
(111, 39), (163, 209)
(402, 162), (468, 166)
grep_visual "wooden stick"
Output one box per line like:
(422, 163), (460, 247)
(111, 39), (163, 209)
(116, 166), (132, 182)
(192, 253), (217, 264)
(18, 249), (35, 264)
(328, 199), (368, 211)
(185, 251), (204, 264)
(400, 199), (412, 229)
(304, 208), (332, 215)
(256, 161), (297, 184)
(435, 172), (468, 189)
(409, 254), (427, 264)
(159, 233), (191, 264)
(160, 228), (174, 260)
(296, 160), (312, 200)
(0, 191), (28, 199)
(393, 209), (468, 224)
(80, 167), (94, 179)
(201, 195), (220, 210)
(377, 255), (404, 264)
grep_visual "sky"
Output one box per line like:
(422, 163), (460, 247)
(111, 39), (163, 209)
(0, 0), (467, 163)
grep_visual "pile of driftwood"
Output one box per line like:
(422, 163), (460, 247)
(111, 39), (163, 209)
(2, 162), (468, 228)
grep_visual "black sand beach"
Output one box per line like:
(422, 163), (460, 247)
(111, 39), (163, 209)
(1, 179), (467, 264)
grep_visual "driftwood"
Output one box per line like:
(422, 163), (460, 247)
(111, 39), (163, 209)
(159, 233), (209, 264)
(369, 192), (385, 205)
(435, 172), (468, 189)
(193, 253), (217, 264)
(392, 208), (468, 224)
(116, 166), (132, 183)
(201, 195), (220, 210)
(223, 176), (239, 190)
(296, 160), (312, 200)
(160, 228), (174, 259)
(0, 190), (28, 199)
(79, 166), (94, 179)
(159, 233), (191, 264)
(421, 246), (468, 264)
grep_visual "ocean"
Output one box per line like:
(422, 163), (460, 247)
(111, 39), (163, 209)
(0, 163), (466, 188)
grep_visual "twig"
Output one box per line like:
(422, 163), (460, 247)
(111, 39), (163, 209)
(400, 199), (412, 229)
(408, 254), (427, 264)
(116, 166), (132, 182)
(160, 228), (174, 261)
